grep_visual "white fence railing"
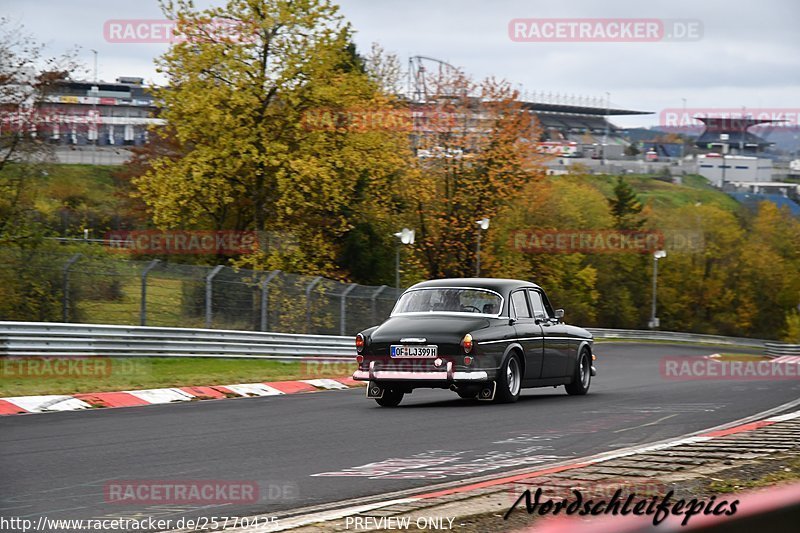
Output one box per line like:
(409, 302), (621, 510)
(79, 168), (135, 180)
(0, 322), (796, 359)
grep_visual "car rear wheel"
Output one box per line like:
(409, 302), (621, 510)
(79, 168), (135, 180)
(375, 388), (404, 407)
(495, 353), (522, 403)
(565, 349), (591, 396)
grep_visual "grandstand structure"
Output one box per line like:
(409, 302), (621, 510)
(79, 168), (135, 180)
(694, 117), (779, 154)
(3, 77), (164, 147)
(405, 56), (651, 159)
(522, 100), (650, 157)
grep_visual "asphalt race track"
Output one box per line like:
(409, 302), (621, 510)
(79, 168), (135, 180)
(2, 343), (799, 529)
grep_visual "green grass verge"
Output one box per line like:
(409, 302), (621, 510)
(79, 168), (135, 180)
(0, 357), (356, 397)
(553, 173), (740, 211)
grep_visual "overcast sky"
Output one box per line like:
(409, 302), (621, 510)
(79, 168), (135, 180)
(4, 0), (798, 128)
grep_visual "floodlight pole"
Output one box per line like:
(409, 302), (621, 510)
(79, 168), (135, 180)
(393, 229), (414, 289)
(602, 91), (610, 164)
(475, 231), (482, 277)
(395, 246), (401, 289)
(650, 250), (666, 329)
(475, 218), (490, 277)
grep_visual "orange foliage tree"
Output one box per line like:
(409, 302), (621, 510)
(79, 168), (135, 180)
(407, 73), (549, 279)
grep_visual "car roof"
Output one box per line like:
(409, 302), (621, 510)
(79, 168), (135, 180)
(407, 278), (540, 293)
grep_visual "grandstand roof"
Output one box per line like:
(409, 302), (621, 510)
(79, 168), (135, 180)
(520, 102), (652, 116)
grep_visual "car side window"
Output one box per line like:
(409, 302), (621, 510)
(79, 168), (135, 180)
(528, 290), (547, 320)
(539, 291), (555, 318)
(511, 290), (532, 319)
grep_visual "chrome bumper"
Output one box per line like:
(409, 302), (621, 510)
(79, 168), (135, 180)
(352, 360), (489, 382)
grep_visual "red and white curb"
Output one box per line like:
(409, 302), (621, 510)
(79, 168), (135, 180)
(222, 399), (800, 532)
(0, 377), (363, 416)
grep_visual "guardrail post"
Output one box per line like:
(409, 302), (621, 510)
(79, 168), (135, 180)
(260, 270), (281, 332)
(340, 283), (358, 336)
(205, 265), (225, 328)
(305, 276), (322, 334)
(370, 285), (387, 325)
(61, 253), (82, 322)
(140, 259), (161, 326)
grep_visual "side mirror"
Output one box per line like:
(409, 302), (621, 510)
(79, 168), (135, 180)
(554, 309), (565, 321)
(509, 317), (517, 326)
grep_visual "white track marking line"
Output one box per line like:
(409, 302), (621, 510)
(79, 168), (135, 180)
(613, 413), (678, 433)
(222, 498), (418, 533)
(766, 409), (800, 422)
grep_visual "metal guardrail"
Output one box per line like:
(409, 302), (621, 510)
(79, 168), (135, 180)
(0, 322), (355, 360)
(765, 343), (800, 356)
(1, 321), (796, 360)
(590, 329), (800, 356)
(588, 328), (769, 348)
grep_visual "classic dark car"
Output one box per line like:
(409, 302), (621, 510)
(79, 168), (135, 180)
(352, 278), (596, 406)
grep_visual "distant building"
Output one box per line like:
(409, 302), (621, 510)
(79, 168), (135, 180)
(697, 154), (773, 186)
(31, 77), (164, 146)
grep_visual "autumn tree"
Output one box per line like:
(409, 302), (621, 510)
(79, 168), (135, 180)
(736, 202), (800, 337)
(651, 204), (748, 333)
(0, 18), (79, 244)
(488, 175), (611, 325)
(407, 72), (549, 279)
(134, 0), (411, 279)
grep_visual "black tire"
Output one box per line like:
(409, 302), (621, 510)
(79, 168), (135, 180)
(565, 349), (591, 396)
(495, 353), (522, 403)
(375, 388), (404, 407)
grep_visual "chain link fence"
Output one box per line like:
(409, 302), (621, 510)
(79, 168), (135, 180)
(0, 247), (403, 335)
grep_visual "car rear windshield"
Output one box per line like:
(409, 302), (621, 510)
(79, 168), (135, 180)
(392, 288), (503, 315)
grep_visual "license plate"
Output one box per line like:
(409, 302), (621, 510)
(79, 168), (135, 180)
(390, 345), (438, 358)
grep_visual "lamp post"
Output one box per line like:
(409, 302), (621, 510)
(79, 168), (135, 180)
(89, 84), (99, 164)
(602, 91), (610, 165)
(393, 228), (415, 289)
(649, 250), (667, 329)
(475, 217), (489, 276)
(91, 49), (98, 82)
(680, 98), (687, 162)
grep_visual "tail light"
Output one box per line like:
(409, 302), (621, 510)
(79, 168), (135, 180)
(461, 333), (473, 353)
(355, 333), (365, 353)
(356, 354), (364, 364)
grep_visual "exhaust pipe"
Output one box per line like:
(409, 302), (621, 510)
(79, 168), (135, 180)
(477, 382), (496, 401)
